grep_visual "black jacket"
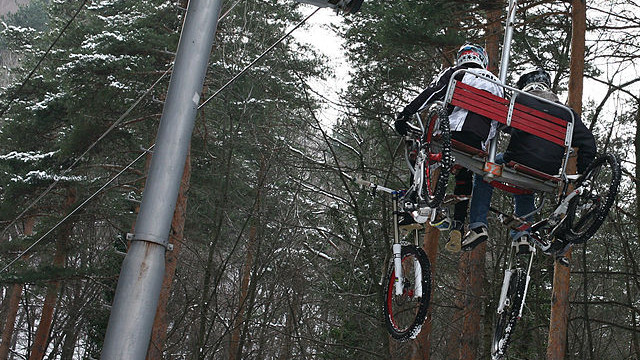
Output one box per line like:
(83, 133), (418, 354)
(399, 63), (498, 141)
(503, 90), (596, 175)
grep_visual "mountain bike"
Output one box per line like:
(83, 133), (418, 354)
(489, 153), (621, 359)
(352, 105), (452, 341)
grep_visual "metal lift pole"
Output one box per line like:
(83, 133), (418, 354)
(499, 0), (518, 83)
(488, 0), (518, 162)
(101, 1), (223, 358)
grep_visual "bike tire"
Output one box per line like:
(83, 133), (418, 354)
(383, 244), (431, 341)
(560, 153), (621, 244)
(491, 268), (527, 360)
(422, 106), (452, 208)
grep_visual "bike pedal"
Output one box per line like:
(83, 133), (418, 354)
(445, 230), (462, 253)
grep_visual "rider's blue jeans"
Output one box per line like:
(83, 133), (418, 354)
(468, 154), (535, 240)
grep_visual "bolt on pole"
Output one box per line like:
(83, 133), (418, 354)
(101, 0), (223, 358)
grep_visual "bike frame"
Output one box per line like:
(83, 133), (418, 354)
(355, 178), (424, 297)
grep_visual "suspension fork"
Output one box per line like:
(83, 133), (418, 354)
(497, 242), (534, 316)
(391, 192), (424, 298)
(413, 228), (423, 298)
(519, 252), (534, 318)
(392, 192), (404, 296)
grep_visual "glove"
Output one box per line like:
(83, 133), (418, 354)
(394, 112), (411, 135)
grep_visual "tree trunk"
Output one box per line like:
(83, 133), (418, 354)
(567, 0), (586, 115)
(547, 3), (586, 358)
(485, 1), (504, 75)
(229, 156), (267, 360)
(146, 151), (191, 360)
(0, 284), (22, 360)
(445, 262), (464, 360)
(278, 292), (294, 360)
(60, 320), (79, 360)
(29, 187), (77, 360)
(460, 242), (487, 360)
(547, 251), (572, 360)
(633, 98), (640, 359)
(229, 224), (258, 360)
(0, 218), (34, 360)
(457, 5), (502, 359)
(636, 99), (640, 249)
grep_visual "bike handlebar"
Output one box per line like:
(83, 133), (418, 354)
(354, 177), (396, 194)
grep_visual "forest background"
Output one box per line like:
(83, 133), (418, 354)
(0, 0), (638, 359)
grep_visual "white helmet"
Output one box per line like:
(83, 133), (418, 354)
(456, 43), (489, 69)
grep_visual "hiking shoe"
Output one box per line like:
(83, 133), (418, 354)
(445, 229), (462, 252)
(445, 220), (463, 252)
(461, 226), (488, 251)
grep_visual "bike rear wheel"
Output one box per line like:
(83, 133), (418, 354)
(491, 268), (526, 360)
(383, 244), (431, 341)
(422, 106), (451, 208)
(560, 153), (621, 244)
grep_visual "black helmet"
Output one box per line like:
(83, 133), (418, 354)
(516, 67), (551, 91)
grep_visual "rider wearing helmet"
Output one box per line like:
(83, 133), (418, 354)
(395, 43), (503, 247)
(504, 68), (595, 174)
(395, 43), (500, 143)
(462, 67), (596, 252)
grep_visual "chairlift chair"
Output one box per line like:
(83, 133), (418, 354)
(435, 69), (576, 195)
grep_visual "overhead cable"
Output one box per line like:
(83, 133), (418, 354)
(1, 1), (243, 235)
(0, 144), (155, 274)
(1, 5), (319, 272)
(0, 66), (173, 237)
(0, 0), (89, 119)
(198, 8), (320, 109)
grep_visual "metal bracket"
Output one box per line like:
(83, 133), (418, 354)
(507, 92), (517, 126)
(444, 79), (457, 105)
(126, 232), (170, 248)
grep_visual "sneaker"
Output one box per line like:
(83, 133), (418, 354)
(430, 216), (452, 231)
(461, 226), (488, 251)
(544, 239), (571, 256)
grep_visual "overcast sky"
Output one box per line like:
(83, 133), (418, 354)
(294, 5), (350, 127)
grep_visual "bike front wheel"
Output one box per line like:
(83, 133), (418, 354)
(491, 268), (527, 360)
(560, 153), (621, 244)
(383, 244), (431, 341)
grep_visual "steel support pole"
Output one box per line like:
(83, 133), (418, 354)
(499, 0), (517, 84)
(101, 1), (222, 358)
(488, 0), (518, 162)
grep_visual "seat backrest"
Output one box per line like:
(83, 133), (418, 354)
(449, 80), (570, 147)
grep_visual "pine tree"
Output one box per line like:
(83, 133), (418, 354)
(0, 0), (183, 356)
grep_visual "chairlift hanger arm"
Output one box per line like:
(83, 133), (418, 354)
(295, 0), (364, 14)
